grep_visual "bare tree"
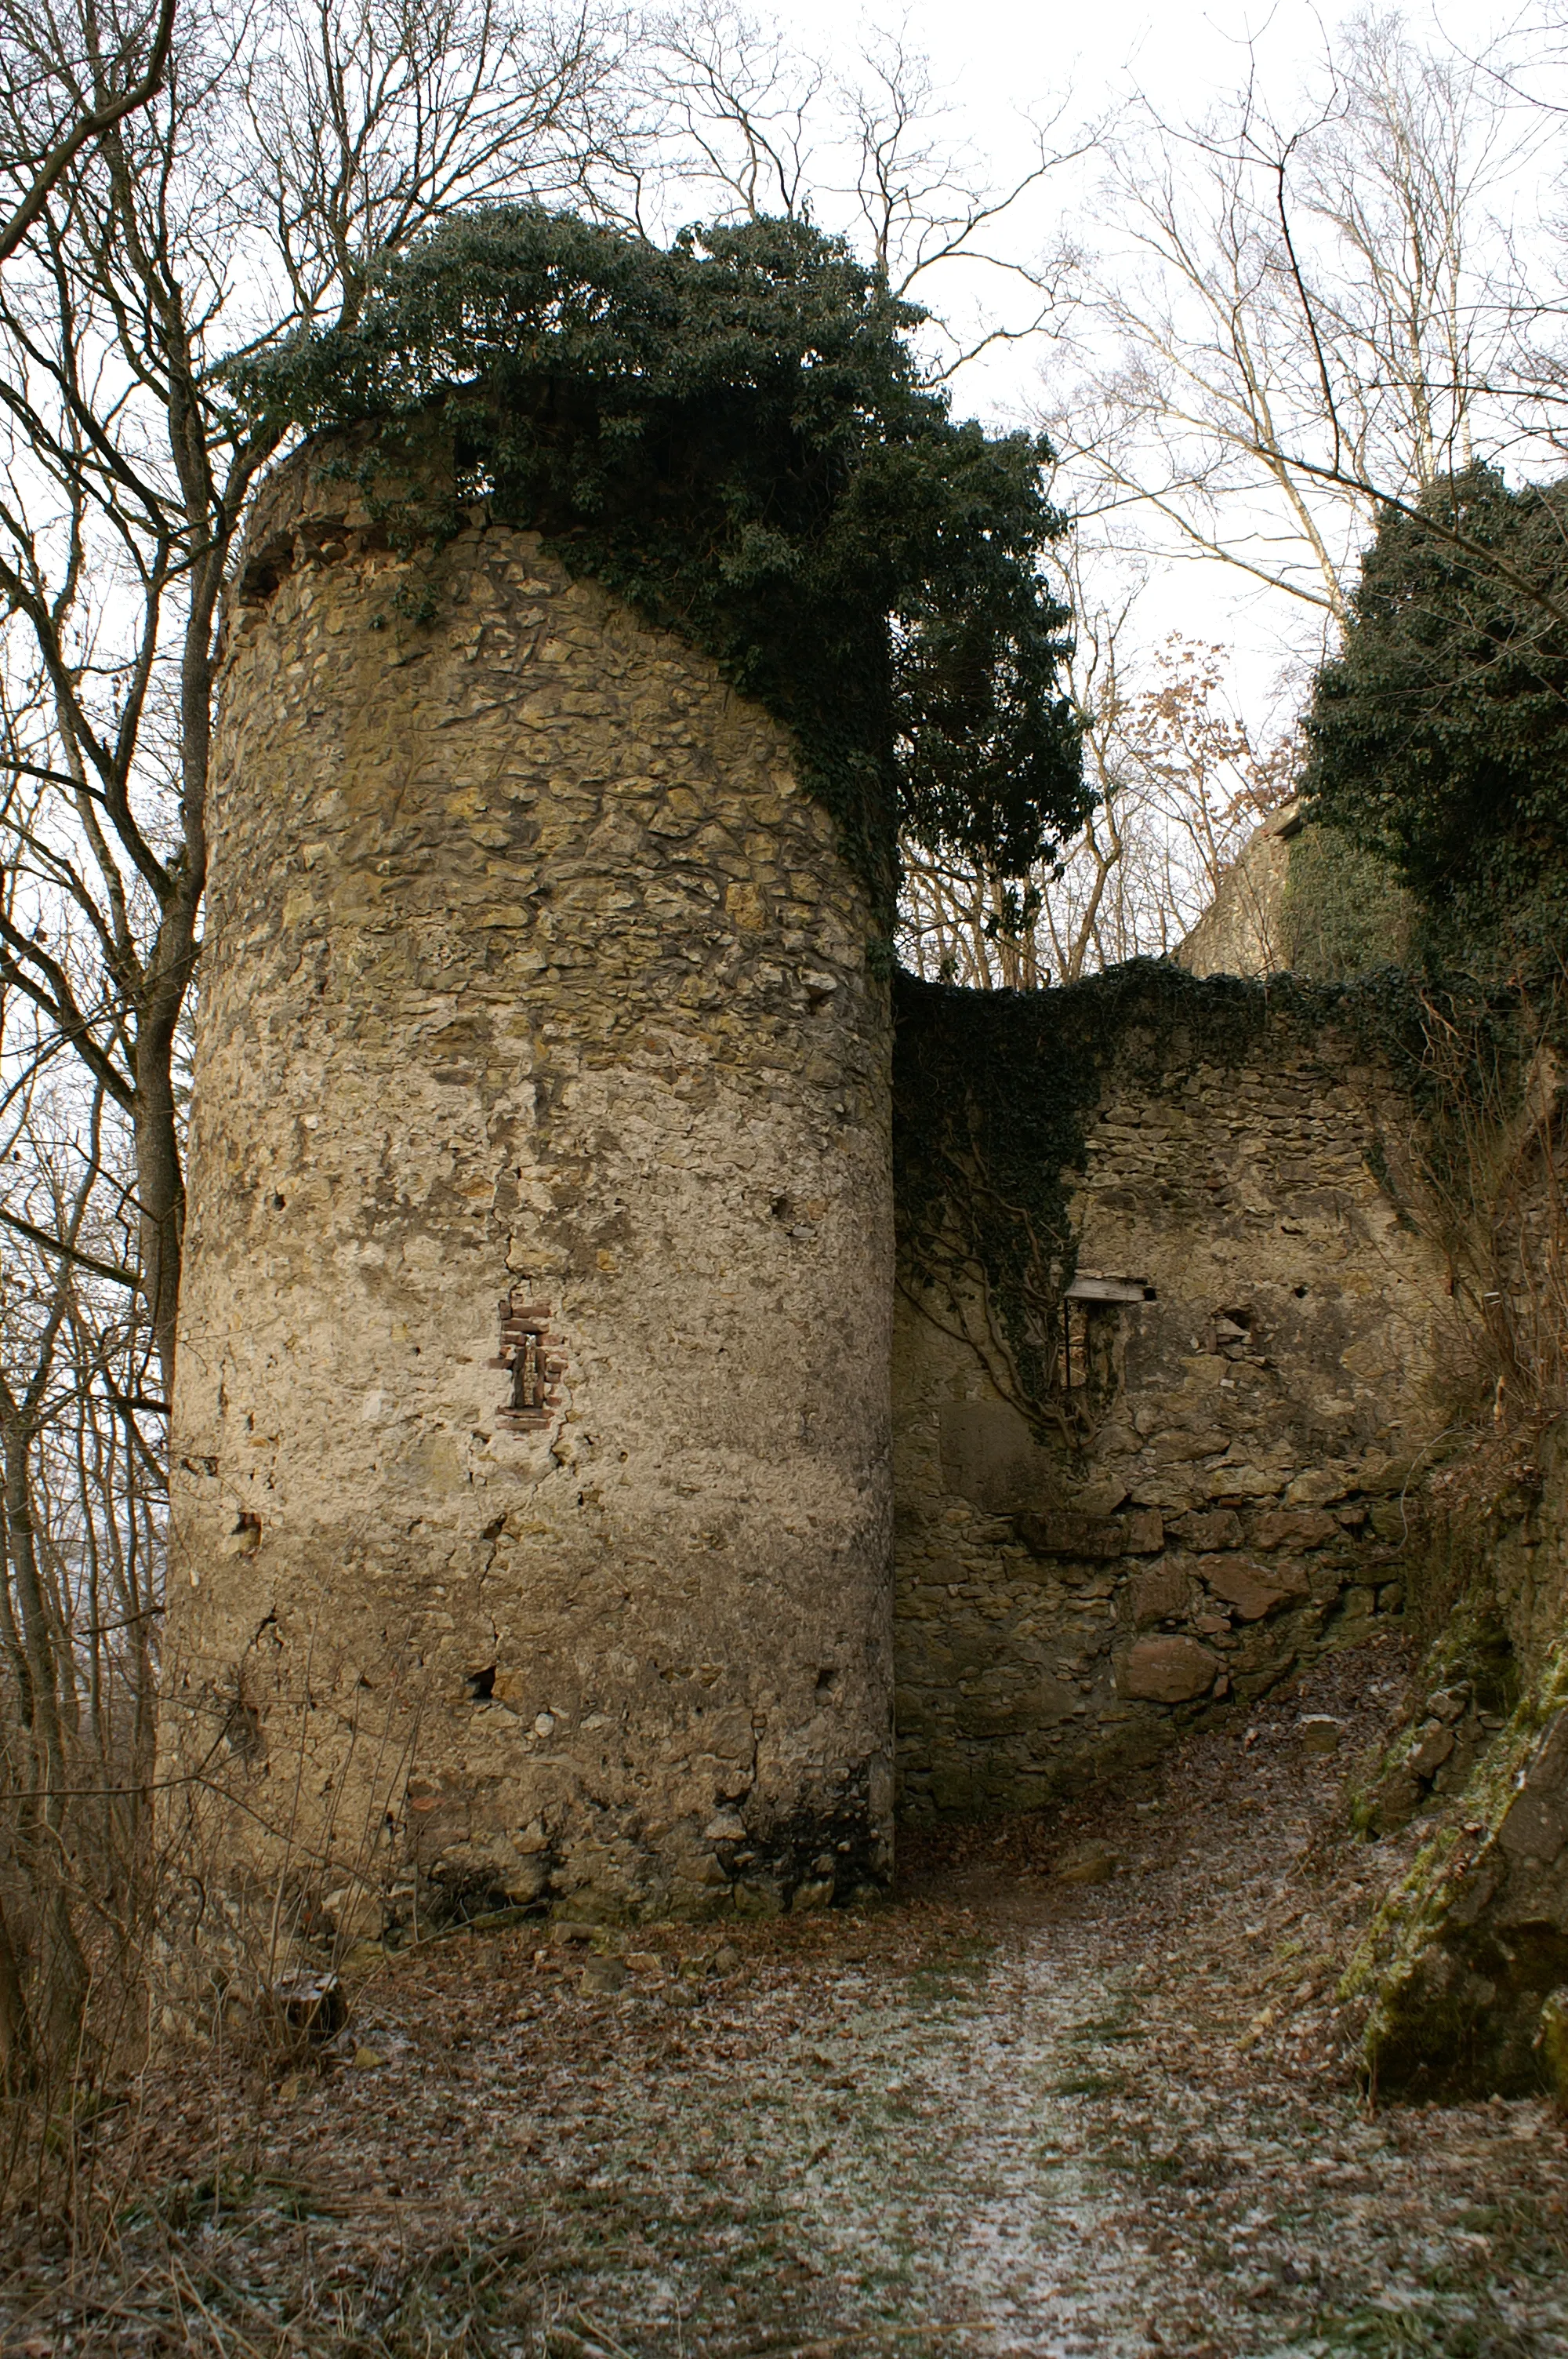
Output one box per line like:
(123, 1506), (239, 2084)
(0, 0), (639, 1403)
(0, 0), (642, 2116)
(0, 0), (175, 267)
(639, 1), (1094, 376)
(0, 1056), (156, 2104)
(1048, 12), (1530, 630)
(238, 0), (637, 329)
(898, 613), (1295, 988)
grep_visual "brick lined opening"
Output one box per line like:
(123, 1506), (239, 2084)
(494, 1290), (565, 1430)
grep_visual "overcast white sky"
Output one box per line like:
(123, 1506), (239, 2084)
(751, 0), (1548, 730)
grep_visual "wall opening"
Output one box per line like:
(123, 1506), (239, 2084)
(1059, 1275), (1155, 1410)
(495, 1289), (563, 1430)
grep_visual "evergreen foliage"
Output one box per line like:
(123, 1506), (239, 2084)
(231, 206), (1087, 910)
(1279, 822), (1416, 980)
(1301, 465), (1568, 975)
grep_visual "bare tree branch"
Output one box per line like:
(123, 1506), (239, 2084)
(0, 0), (175, 267)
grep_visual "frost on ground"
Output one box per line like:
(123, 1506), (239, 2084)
(5, 1634), (1567, 2357)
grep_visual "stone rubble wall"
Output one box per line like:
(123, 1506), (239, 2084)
(894, 996), (1449, 1816)
(1174, 802), (1301, 980)
(161, 445), (895, 1958)
(1348, 1427), (1568, 2097)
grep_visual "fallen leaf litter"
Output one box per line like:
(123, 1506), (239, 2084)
(5, 1631), (1565, 2356)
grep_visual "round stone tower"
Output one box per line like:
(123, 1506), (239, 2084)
(161, 443), (894, 1947)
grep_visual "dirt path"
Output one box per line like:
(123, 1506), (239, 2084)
(6, 1634), (1568, 2357)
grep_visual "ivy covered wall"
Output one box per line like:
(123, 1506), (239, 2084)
(891, 967), (1449, 1815)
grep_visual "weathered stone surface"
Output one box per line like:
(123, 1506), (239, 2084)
(1151, 1430), (1229, 1464)
(1497, 1717), (1568, 1863)
(1202, 1462), (1294, 1501)
(1249, 1509), (1339, 1551)
(1169, 1509), (1244, 1551)
(1072, 1481), (1131, 1518)
(1351, 1428), (1568, 2099)
(1116, 1637), (1221, 1703)
(1131, 1565), (1189, 1627)
(1202, 1558), (1302, 1621)
(1174, 799), (1300, 980)
(1407, 1723), (1457, 1779)
(1358, 1697), (1568, 2096)
(1359, 1456), (1417, 1496)
(161, 449), (895, 1950)
(156, 431), (1454, 1879)
(938, 1401), (1065, 1514)
(893, 976), (1445, 1818)
(1016, 1511), (1125, 1560)
(1286, 1467), (1355, 1507)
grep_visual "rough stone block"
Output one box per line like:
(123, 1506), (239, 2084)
(1073, 1480), (1132, 1517)
(1169, 1508), (1244, 1550)
(1122, 1509), (1165, 1554)
(1358, 1455), (1416, 1496)
(1152, 1430), (1229, 1463)
(1200, 1558), (1297, 1620)
(1406, 1723), (1456, 1779)
(1248, 1508), (1338, 1550)
(1203, 1463), (1291, 1500)
(1016, 1511), (1124, 1560)
(1115, 1636), (1221, 1703)
(1284, 1467), (1353, 1507)
(1497, 1714), (1568, 1864)
(1131, 1565), (1189, 1627)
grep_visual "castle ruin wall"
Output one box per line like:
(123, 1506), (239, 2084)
(893, 985), (1449, 1816)
(160, 450), (895, 1949)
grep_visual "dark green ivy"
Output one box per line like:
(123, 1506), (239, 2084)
(1302, 465), (1568, 978)
(230, 207), (1088, 914)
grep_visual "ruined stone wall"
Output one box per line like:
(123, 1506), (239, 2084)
(1349, 1428), (1568, 2097)
(1175, 804), (1300, 980)
(161, 448), (894, 1950)
(893, 983), (1448, 1816)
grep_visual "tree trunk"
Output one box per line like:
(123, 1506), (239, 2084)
(0, 1884), (31, 2092)
(0, 1416), (88, 2072)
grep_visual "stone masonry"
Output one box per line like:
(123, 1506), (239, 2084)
(162, 443), (1461, 1968)
(1176, 802), (1301, 980)
(161, 449), (895, 1950)
(894, 994), (1447, 1816)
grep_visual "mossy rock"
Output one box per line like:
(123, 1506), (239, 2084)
(1537, 1987), (1568, 2106)
(1348, 1593), (1517, 1839)
(1347, 1646), (1568, 2099)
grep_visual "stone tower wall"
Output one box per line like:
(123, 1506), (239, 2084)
(1174, 803), (1300, 980)
(894, 989), (1448, 1816)
(162, 450), (895, 1947)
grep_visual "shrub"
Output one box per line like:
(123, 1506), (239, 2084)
(1301, 464), (1568, 979)
(232, 207), (1088, 911)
